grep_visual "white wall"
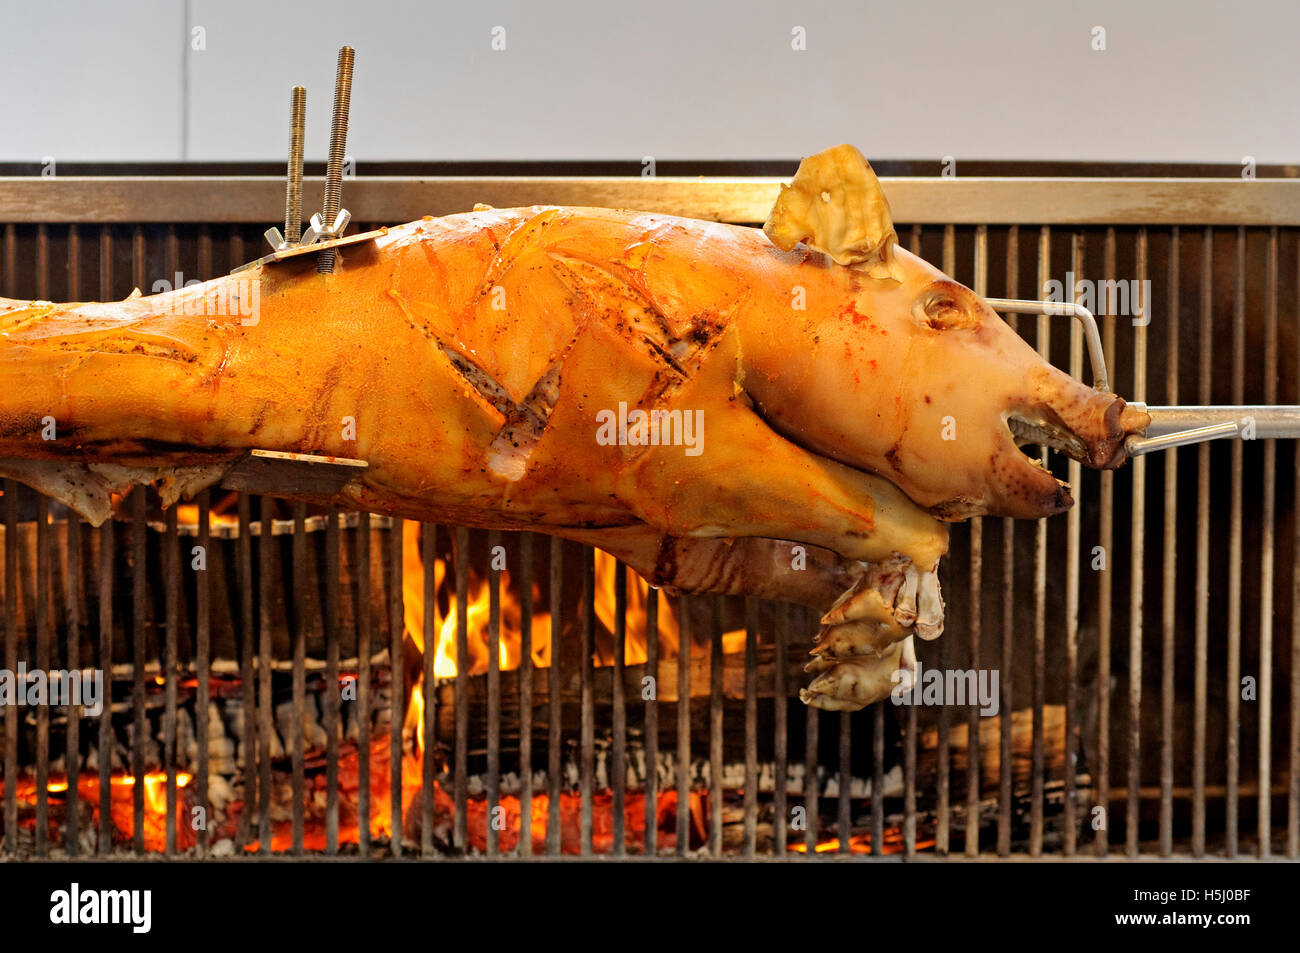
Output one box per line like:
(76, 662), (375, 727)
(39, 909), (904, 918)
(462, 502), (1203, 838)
(2, 0), (1297, 164)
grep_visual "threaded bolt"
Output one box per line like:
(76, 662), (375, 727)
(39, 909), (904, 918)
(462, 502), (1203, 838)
(284, 86), (307, 246)
(318, 46), (355, 274)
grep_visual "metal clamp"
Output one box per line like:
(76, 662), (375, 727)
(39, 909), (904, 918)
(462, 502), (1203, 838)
(988, 297), (1300, 455)
(302, 208), (352, 246)
(1124, 420), (1239, 456)
(231, 46), (368, 276)
(984, 297), (1109, 394)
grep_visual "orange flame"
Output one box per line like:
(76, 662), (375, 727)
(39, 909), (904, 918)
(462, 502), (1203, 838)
(401, 525), (745, 688)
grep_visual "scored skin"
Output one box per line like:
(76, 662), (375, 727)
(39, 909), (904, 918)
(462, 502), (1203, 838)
(0, 199), (1143, 710)
(0, 208), (949, 574)
(0, 203), (1141, 532)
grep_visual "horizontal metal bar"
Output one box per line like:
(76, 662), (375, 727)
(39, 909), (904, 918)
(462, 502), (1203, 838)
(1141, 405), (1300, 440)
(1127, 421), (1239, 456)
(2, 176), (1300, 225)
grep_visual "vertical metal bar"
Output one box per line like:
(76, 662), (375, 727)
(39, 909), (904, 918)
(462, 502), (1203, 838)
(94, 512), (113, 858)
(1225, 228), (1245, 857)
(454, 526), (469, 851)
(1030, 226), (1050, 857)
(546, 535), (562, 855)
(1160, 229), (1180, 858)
(967, 224), (988, 857)
(580, 547), (594, 855)
(1193, 227), (1212, 858)
(1127, 230), (1149, 858)
(1292, 241), (1300, 861)
(644, 584), (660, 856)
(257, 499), (273, 854)
(804, 655), (820, 855)
(195, 495), (211, 852)
(161, 228), (179, 859)
(1258, 227), (1278, 858)
(325, 508), (340, 856)
(709, 597), (724, 856)
(0, 232), (12, 860)
(1064, 231), (1084, 857)
(998, 224), (1018, 857)
(291, 503), (307, 855)
(872, 699), (884, 857)
(519, 532), (534, 857)
(96, 227), (114, 856)
(131, 487), (147, 855)
(66, 504), (83, 856)
(32, 231), (51, 857)
(837, 711), (851, 855)
(487, 529), (502, 857)
(743, 597), (758, 858)
(356, 513), (372, 857)
(65, 227), (82, 858)
(936, 223), (955, 857)
(676, 595), (692, 857)
(906, 222), (922, 862)
(612, 559), (627, 856)
(388, 518), (404, 856)
(904, 699), (917, 859)
(236, 494), (256, 852)
(2, 480), (15, 857)
(164, 505), (179, 856)
(35, 495), (50, 857)
(774, 602), (788, 856)
(420, 523), (436, 858)
(1096, 228), (1118, 857)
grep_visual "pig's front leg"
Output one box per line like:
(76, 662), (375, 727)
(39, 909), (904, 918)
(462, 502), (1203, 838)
(567, 527), (944, 712)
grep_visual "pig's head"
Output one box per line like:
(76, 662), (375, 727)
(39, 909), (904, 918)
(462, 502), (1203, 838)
(754, 145), (1149, 520)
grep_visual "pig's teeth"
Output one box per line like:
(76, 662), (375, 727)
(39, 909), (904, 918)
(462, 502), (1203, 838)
(915, 570), (945, 640)
(894, 564), (919, 626)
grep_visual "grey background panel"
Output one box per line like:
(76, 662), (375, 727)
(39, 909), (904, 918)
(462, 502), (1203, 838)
(1, 0), (1297, 163)
(1, 0), (184, 162)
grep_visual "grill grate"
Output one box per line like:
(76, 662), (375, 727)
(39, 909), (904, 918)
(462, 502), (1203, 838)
(0, 181), (1297, 859)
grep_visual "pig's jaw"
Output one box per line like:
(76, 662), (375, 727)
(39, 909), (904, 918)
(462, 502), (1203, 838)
(878, 271), (1151, 521)
(973, 368), (1148, 521)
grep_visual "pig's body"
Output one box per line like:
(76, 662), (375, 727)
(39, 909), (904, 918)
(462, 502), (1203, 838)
(0, 156), (1147, 708)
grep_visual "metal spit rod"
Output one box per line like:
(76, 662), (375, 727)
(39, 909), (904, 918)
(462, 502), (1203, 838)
(989, 297), (1300, 455)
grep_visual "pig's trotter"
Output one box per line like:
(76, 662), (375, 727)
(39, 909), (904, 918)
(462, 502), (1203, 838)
(800, 554), (942, 711)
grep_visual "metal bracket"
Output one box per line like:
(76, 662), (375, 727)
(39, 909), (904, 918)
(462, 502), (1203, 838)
(984, 297), (1109, 394)
(988, 296), (1300, 455)
(230, 228), (384, 274)
(220, 449), (369, 498)
(230, 46), (364, 276)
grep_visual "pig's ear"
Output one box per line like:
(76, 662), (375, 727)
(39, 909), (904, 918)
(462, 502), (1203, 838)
(763, 144), (902, 281)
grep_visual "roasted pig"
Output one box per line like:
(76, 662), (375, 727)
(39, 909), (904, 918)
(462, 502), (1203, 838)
(0, 145), (1148, 709)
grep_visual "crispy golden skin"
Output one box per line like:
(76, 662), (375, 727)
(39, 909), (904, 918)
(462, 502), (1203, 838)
(0, 170), (1146, 710)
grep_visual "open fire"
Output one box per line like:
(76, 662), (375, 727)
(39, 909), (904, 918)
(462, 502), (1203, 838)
(5, 495), (899, 858)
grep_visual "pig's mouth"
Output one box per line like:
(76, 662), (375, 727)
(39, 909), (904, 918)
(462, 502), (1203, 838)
(983, 394), (1151, 519)
(1006, 410), (1089, 461)
(1006, 391), (1149, 469)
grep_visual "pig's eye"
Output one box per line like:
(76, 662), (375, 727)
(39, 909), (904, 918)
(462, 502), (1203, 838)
(913, 283), (980, 331)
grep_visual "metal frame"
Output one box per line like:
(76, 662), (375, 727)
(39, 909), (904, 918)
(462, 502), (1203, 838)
(2, 176), (1300, 226)
(1, 177), (1297, 863)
